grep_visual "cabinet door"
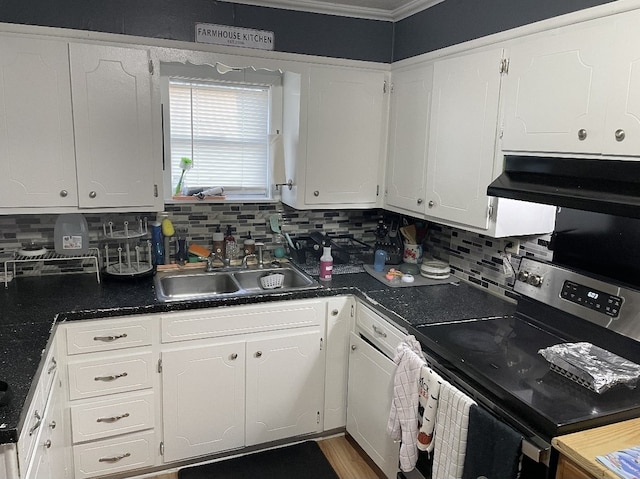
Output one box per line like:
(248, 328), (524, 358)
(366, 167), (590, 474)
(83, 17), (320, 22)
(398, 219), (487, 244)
(0, 36), (77, 208)
(385, 64), (433, 215)
(69, 43), (156, 208)
(324, 296), (354, 431)
(501, 21), (612, 154)
(346, 333), (398, 479)
(603, 10), (640, 156)
(246, 328), (324, 446)
(25, 376), (66, 479)
(161, 340), (245, 462)
(425, 49), (502, 229)
(305, 66), (386, 206)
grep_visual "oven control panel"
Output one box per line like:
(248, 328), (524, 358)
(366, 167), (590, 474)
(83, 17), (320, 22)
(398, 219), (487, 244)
(514, 257), (640, 343)
(561, 280), (622, 317)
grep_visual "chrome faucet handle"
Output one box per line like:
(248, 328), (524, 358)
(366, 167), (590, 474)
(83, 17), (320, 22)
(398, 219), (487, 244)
(255, 243), (265, 267)
(242, 254), (257, 268)
(205, 252), (230, 271)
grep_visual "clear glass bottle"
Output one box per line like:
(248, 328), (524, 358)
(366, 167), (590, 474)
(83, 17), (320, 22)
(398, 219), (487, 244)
(224, 225), (237, 262)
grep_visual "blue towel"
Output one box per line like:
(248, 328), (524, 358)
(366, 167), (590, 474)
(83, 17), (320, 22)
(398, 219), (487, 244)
(462, 405), (522, 479)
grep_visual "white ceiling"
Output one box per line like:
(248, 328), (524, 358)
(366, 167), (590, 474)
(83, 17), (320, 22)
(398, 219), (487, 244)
(220, 0), (445, 21)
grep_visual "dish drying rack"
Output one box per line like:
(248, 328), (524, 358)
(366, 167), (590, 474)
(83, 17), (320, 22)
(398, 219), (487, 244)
(102, 219), (153, 278)
(3, 248), (101, 288)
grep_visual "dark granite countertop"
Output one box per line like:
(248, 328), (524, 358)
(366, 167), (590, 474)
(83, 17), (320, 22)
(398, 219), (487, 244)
(0, 269), (515, 444)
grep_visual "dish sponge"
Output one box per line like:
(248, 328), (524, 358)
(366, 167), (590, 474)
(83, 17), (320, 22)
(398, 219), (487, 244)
(188, 244), (211, 258)
(161, 218), (175, 237)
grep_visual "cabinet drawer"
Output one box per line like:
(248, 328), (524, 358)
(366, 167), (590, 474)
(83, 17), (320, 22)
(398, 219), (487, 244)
(64, 316), (155, 355)
(70, 391), (155, 443)
(356, 304), (406, 358)
(67, 351), (154, 400)
(162, 299), (325, 343)
(72, 430), (156, 479)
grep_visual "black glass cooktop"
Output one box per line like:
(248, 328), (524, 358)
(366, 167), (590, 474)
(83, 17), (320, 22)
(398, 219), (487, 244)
(416, 316), (640, 440)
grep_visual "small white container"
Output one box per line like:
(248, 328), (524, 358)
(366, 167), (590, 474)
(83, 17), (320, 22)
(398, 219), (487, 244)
(54, 213), (90, 256)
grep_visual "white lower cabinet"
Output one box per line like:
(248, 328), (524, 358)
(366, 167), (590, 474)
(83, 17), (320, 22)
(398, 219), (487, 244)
(25, 295), (402, 478)
(323, 296), (356, 431)
(347, 303), (405, 479)
(161, 339), (246, 462)
(24, 355), (66, 479)
(58, 315), (160, 479)
(160, 299), (327, 464)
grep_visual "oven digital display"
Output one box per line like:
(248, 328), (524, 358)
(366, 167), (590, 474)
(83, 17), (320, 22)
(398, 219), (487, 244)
(561, 281), (622, 317)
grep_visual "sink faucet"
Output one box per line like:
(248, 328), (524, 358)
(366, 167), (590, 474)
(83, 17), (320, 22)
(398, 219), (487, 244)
(205, 252), (230, 272)
(242, 254), (257, 268)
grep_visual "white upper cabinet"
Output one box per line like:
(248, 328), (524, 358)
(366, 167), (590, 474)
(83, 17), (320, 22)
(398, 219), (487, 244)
(385, 63), (434, 216)
(502, 9), (640, 158)
(282, 65), (388, 209)
(425, 48), (503, 229)
(603, 9), (640, 156)
(0, 35), (162, 213)
(0, 36), (77, 208)
(386, 48), (556, 237)
(69, 43), (157, 208)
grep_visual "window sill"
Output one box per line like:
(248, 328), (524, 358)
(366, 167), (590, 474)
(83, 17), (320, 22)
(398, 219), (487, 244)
(165, 197), (279, 205)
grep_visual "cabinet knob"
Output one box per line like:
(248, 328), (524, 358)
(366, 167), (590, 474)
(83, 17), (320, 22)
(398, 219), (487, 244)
(615, 129), (626, 142)
(331, 309), (339, 316)
(230, 353), (238, 360)
(417, 198), (423, 205)
(351, 344), (357, 351)
(49, 421), (57, 430)
(44, 440), (52, 449)
(89, 191), (97, 198)
(59, 190), (68, 198)
(255, 351), (262, 358)
(313, 191), (320, 197)
(428, 200), (435, 208)
(578, 129), (588, 141)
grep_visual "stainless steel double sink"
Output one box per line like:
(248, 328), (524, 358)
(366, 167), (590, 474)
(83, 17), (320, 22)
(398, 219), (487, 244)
(154, 263), (320, 302)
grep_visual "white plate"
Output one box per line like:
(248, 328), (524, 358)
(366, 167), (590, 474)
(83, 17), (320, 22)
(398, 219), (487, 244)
(17, 247), (47, 257)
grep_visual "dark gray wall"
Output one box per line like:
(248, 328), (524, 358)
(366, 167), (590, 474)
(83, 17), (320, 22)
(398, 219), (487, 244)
(393, 0), (616, 61)
(0, 0), (620, 63)
(0, 0), (393, 63)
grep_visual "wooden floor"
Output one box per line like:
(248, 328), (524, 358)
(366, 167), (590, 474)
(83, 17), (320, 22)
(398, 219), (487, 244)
(146, 435), (384, 479)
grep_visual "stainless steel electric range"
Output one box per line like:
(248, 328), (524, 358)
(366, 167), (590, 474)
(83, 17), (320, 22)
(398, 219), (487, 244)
(413, 257), (640, 478)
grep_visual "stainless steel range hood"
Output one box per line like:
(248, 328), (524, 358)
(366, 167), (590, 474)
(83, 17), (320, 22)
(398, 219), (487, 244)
(487, 156), (640, 219)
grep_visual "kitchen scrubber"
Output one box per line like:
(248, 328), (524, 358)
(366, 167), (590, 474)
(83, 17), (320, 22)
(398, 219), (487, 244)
(161, 218), (175, 237)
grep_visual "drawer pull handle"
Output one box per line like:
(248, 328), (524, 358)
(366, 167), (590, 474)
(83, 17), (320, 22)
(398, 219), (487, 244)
(94, 372), (128, 382)
(97, 413), (130, 423)
(372, 325), (387, 337)
(28, 410), (42, 436)
(98, 453), (131, 463)
(93, 333), (128, 342)
(47, 357), (57, 374)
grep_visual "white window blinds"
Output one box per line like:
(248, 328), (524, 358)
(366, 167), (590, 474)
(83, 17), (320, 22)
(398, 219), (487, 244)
(168, 79), (271, 197)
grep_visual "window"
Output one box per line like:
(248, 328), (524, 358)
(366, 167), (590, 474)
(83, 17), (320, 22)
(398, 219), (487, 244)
(162, 65), (282, 202)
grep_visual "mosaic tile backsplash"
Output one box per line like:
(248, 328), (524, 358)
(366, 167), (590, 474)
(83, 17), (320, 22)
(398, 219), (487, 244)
(0, 203), (553, 300)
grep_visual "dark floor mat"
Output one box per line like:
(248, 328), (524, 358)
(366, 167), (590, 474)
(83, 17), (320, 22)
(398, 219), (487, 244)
(178, 441), (341, 479)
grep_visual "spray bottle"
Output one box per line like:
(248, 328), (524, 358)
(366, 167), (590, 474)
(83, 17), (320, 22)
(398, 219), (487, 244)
(319, 240), (333, 281)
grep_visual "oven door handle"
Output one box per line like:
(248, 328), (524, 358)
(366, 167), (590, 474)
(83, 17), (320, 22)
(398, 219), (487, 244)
(522, 438), (550, 465)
